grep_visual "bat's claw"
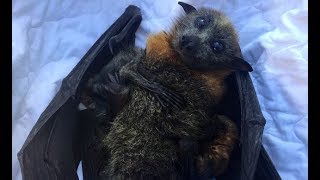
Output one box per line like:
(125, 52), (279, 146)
(150, 83), (186, 111)
(107, 72), (125, 84)
(93, 84), (110, 99)
(196, 148), (229, 177)
(108, 13), (142, 55)
(93, 82), (129, 100)
(109, 36), (119, 55)
(196, 153), (215, 177)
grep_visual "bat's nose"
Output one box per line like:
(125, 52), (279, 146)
(180, 35), (200, 50)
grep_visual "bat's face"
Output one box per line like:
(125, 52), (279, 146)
(171, 2), (252, 72)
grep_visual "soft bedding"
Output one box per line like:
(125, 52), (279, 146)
(12, 0), (308, 179)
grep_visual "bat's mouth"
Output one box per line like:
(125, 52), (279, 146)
(178, 35), (200, 54)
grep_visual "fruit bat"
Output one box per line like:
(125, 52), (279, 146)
(17, 4), (281, 180)
(83, 2), (256, 179)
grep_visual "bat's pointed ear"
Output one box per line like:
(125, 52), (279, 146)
(178, 2), (197, 14)
(227, 57), (253, 72)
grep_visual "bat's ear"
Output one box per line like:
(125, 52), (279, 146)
(227, 57), (253, 72)
(178, 2), (197, 14)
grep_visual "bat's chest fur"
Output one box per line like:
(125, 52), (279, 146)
(102, 61), (225, 178)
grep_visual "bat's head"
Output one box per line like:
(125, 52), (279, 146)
(171, 2), (253, 72)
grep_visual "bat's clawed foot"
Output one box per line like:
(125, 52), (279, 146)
(196, 153), (215, 178)
(106, 72), (127, 88)
(196, 145), (230, 177)
(92, 72), (130, 103)
(93, 83), (127, 98)
(92, 83), (128, 118)
(150, 83), (186, 111)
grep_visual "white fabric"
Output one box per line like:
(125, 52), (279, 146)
(12, 0), (308, 179)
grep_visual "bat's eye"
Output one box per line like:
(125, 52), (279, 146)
(211, 41), (224, 52)
(194, 16), (210, 29)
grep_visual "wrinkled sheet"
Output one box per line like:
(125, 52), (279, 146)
(12, 0), (308, 179)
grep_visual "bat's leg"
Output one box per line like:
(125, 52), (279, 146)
(109, 14), (142, 55)
(119, 59), (186, 111)
(91, 72), (130, 116)
(196, 115), (238, 177)
(178, 138), (198, 180)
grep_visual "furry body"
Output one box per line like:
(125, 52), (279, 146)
(100, 34), (236, 179)
(90, 2), (254, 179)
(102, 50), (217, 179)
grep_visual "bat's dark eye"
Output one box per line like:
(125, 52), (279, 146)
(194, 16), (210, 29)
(211, 41), (224, 52)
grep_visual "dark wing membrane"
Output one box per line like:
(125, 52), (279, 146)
(235, 71), (266, 180)
(254, 145), (282, 180)
(17, 5), (142, 180)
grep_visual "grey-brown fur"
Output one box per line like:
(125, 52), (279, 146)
(92, 2), (253, 179)
(100, 54), (221, 179)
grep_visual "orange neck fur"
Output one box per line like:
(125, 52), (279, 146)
(145, 31), (232, 97)
(145, 31), (183, 66)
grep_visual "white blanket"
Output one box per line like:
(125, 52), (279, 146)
(12, 0), (308, 179)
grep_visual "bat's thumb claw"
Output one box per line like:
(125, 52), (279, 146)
(109, 37), (116, 55)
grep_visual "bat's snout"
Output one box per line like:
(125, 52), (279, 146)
(179, 35), (200, 52)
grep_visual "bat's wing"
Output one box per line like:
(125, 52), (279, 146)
(235, 71), (281, 180)
(234, 71), (266, 180)
(80, 8), (144, 180)
(17, 5), (142, 180)
(216, 43), (280, 180)
(108, 11), (142, 55)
